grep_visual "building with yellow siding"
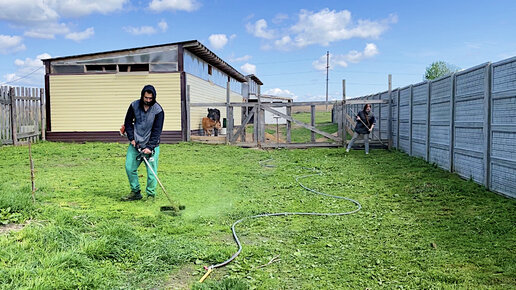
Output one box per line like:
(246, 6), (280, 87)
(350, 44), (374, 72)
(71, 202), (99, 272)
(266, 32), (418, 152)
(42, 40), (261, 143)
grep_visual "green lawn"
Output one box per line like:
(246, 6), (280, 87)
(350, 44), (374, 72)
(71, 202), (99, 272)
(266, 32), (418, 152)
(0, 142), (515, 289)
(264, 111), (342, 143)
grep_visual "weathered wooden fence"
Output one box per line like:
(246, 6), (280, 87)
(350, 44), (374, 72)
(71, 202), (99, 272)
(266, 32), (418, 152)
(0, 86), (45, 145)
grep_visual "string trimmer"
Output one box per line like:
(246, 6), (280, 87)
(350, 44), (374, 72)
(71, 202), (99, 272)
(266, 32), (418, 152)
(137, 148), (185, 215)
(348, 108), (387, 148)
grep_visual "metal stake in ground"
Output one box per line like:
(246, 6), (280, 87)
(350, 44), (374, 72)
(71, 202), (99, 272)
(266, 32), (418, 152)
(139, 151), (185, 214)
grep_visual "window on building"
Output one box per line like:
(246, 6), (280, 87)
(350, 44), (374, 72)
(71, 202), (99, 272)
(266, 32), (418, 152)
(85, 65), (116, 72)
(118, 64), (149, 72)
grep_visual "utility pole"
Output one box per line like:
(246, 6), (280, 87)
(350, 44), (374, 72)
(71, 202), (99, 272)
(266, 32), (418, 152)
(325, 51), (329, 111)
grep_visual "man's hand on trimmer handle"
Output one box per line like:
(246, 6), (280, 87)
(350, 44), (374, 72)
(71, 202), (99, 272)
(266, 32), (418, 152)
(133, 141), (152, 155)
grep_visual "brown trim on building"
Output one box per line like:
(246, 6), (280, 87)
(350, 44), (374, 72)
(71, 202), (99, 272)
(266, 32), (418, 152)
(178, 44), (188, 141)
(44, 60), (51, 131)
(178, 44), (184, 72)
(180, 72), (187, 141)
(46, 131), (183, 143)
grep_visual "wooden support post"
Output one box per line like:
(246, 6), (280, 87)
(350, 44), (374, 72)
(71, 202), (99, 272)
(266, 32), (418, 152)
(259, 107), (265, 143)
(286, 104), (292, 143)
(227, 106), (234, 145)
(340, 101), (345, 146)
(186, 85), (191, 142)
(29, 141), (36, 203)
(310, 105), (316, 143)
(241, 99), (247, 142)
(10, 87), (18, 146)
(339, 79), (346, 145)
(226, 81), (230, 144)
(337, 103), (342, 138)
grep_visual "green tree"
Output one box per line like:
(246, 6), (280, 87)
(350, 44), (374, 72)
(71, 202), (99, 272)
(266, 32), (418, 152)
(424, 61), (460, 80)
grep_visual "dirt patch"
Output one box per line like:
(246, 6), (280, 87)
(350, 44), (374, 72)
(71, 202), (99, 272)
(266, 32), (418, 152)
(164, 263), (229, 289)
(0, 223), (25, 235)
(164, 263), (198, 289)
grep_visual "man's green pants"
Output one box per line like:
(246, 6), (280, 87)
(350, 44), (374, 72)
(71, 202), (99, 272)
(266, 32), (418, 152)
(125, 145), (160, 197)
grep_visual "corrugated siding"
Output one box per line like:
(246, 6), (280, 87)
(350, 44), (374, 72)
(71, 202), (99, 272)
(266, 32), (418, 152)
(50, 73), (181, 131)
(187, 73), (242, 131)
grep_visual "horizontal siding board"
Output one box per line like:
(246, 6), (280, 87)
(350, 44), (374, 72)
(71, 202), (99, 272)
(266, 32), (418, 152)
(50, 73), (181, 132)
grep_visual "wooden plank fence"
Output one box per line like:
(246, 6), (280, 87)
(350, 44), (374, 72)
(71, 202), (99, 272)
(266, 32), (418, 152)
(0, 86), (45, 145)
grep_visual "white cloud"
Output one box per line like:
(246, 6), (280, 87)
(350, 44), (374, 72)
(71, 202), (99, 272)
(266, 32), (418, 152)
(208, 34), (229, 50)
(246, 8), (396, 51)
(54, 0), (128, 17)
(240, 63), (256, 75)
(273, 36), (292, 51)
(25, 23), (71, 39)
(230, 55), (252, 62)
(0, 35), (26, 54)
(272, 13), (288, 24)
(363, 43), (378, 57)
(0, 0), (59, 25)
(312, 43), (379, 71)
(0, 0), (126, 40)
(0, 0), (126, 21)
(288, 9), (396, 48)
(158, 20), (168, 32)
(123, 26), (157, 35)
(124, 20), (169, 35)
(65, 27), (94, 41)
(149, 0), (200, 12)
(246, 19), (276, 39)
(2, 53), (50, 86)
(264, 88), (298, 101)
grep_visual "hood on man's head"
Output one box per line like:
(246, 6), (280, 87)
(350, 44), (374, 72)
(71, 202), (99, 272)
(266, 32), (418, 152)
(140, 85), (157, 106)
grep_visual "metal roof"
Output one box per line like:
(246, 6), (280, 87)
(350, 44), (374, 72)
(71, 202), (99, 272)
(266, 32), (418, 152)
(246, 74), (263, 85)
(43, 40), (247, 82)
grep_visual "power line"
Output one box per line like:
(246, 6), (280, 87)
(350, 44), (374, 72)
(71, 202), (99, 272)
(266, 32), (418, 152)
(259, 69), (421, 77)
(0, 66), (44, 86)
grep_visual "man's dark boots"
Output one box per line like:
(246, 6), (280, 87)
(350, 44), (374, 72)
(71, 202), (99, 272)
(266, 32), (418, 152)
(121, 190), (142, 201)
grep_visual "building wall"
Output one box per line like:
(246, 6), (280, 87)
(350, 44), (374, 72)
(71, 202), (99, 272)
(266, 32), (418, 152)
(186, 73), (242, 132)
(49, 73), (181, 132)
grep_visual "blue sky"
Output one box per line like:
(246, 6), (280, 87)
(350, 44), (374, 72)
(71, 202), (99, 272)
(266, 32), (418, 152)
(0, 0), (515, 101)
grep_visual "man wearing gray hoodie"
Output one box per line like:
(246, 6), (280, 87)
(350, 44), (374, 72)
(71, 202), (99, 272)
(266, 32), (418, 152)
(121, 85), (164, 201)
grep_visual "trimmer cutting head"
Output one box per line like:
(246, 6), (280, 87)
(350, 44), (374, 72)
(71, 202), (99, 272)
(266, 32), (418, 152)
(160, 205), (186, 216)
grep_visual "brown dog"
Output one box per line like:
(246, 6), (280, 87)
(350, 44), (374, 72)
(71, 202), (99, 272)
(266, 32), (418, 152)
(202, 117), (221, 136)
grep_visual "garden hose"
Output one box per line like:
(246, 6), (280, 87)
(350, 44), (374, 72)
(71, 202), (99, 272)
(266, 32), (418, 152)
(199, 159), (362, 282)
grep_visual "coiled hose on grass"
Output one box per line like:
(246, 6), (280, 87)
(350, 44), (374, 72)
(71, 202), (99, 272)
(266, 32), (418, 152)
(199, 159), (362, 282)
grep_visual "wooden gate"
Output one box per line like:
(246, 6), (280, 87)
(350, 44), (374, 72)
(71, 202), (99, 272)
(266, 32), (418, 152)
(0, 86), (45, 145)
(189, 98), (349, 149)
